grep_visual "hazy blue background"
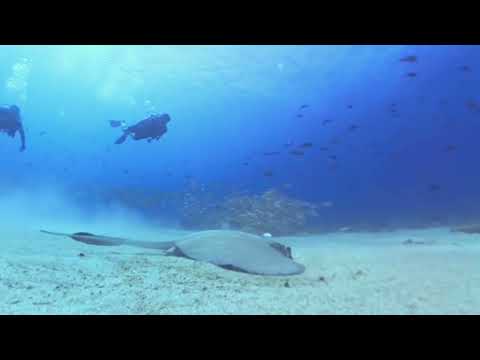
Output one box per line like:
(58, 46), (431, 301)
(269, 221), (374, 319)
(0, 45), (478, 230)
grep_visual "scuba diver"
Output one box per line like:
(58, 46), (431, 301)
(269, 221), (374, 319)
(0, 105), (26, 152)
(112, 113), (171, 145)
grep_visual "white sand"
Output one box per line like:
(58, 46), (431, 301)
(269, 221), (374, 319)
(1, 223), (480, 314)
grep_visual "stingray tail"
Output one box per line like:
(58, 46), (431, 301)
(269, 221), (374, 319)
(40, 230), (72, 238)
(123, 239), (176, 250)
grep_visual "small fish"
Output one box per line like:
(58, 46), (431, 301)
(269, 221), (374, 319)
(347, 105), (353, 109)
(348, 124), (359, 131)
(263, 170), (273, 177)
(466, 100), (480, 111)
(289, 150), (304, 156)
(263, 151), (281, 156)
(242, 162), (249, 166)
(322, 119), (333, 126)
(296, 114), (304, 118)
(402, 239), (426, 246)
(123, 169), (129, 175)
(283, 141), (294, 148)
(399, 55), (417, 63)
(444, 144), (457, 152)
(328, 155), (337, 161)
(459, 65), (471, 72)
(319, 146), (329, 151)
(299, 104), (309, 110)
(431, 216), (443, 223)
(109, 120), (126, 128)
(406, 72), (417, 78)
(428, 184), (441, 192)
(298, 142), (313, 148)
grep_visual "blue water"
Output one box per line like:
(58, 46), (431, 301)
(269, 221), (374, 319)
(1, 45), (479, 231)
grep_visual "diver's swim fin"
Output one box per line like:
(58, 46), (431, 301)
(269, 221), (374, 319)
(115, 132), (129, 144)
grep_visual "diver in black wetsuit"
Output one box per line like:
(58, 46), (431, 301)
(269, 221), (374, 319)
(114, 113), (170, 145)
(0, 105), (26, 152)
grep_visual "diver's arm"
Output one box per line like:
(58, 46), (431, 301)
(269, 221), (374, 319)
(18, 125), (26, 152)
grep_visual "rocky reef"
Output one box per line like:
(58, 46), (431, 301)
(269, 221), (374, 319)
(179, 181), (226, 230)
(221, 189), (319, 236)
(180, 187), (319, 236)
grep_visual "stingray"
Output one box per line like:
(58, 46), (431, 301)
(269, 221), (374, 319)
(40, 229), (306, 276)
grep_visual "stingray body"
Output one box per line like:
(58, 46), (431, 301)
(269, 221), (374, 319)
(40, 230), (305, 276)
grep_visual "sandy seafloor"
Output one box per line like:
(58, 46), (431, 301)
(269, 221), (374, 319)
(1, 220), (480, 315)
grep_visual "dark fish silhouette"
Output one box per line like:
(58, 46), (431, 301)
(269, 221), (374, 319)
(298, 142), (313, 148)
(289, 150), (304, 156)
(296, 114), (303, 118)
(452, 224), (480, 234)
(348, 124), (359, 131)
(400, 55), (417, 63)
(428, 184), (441, 192)
(459, 65), (471, 72)
(115, 114), (170, 145)
(347, 105), (353, 109)
(319, 146), (329, 151)
(243, 162), (249, 166)
(406, 72), (417, 78)
(109, 120), (126, 128)
(466, 100), (480, 112)
(328, 155), (337, 161)
(402, 239), (430, 246)
(444, 144), (457, 152)
(283, 141), (294, 148)
(299, 104), (309, 110)
(322, 119), (333, 126)
(264, 170), (273, 177)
